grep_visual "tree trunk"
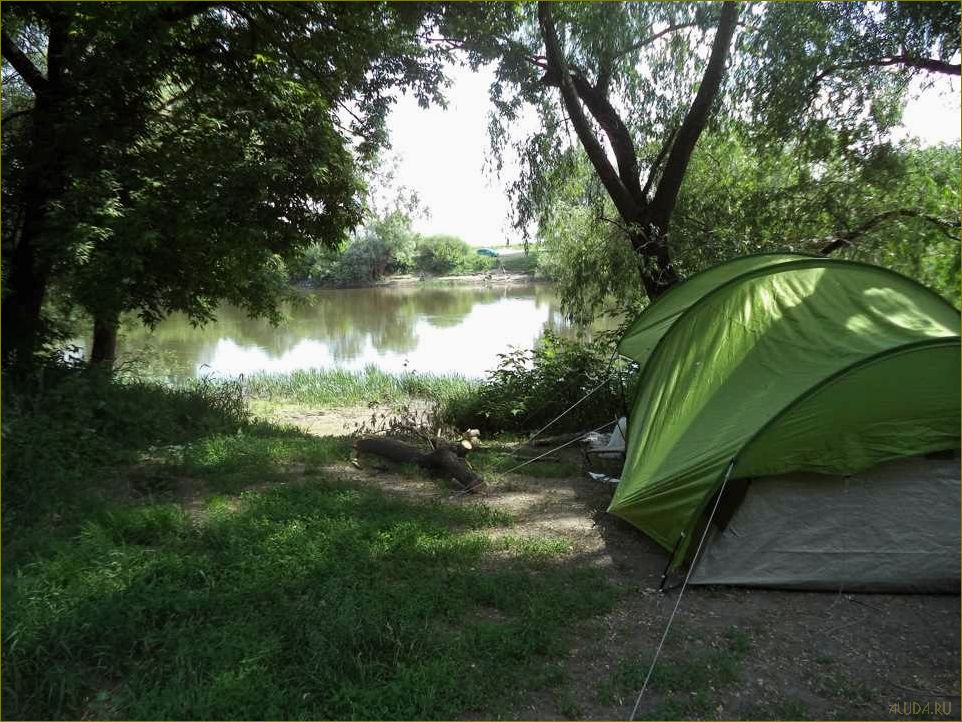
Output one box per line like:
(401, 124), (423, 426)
(627, 222), (680, 300)
(1, 232), (51, 366)
(0, 83), (65, 367)
(537, 1), (738, 301)
(1, 14), (75, 368)
(354, 437), (484, 492)
(90, 311), (120, 367)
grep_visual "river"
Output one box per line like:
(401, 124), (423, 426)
(81, 282), (601, 380)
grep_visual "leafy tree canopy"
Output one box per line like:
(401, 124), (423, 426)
(435, 1), (959, 297)
(1, 1), (450, 363)
(538, 135), (961, 324)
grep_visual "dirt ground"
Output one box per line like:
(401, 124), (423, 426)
(270, 407), (961, 721)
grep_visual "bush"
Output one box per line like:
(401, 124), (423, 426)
(445, 331), (637, 434)
(292, 210), (418, 286)
(288, 241), (342, 284)
(414, 234), (494, 275)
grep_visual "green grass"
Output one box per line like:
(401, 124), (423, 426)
(243, 367), (478, 408)
(470, 448), (581, 479)
(2, 365), (251, 540)
(3, 366), (618, 720)
(4, 470), (616, 719)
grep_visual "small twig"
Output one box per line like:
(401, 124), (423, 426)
(890, 682), (961, 698)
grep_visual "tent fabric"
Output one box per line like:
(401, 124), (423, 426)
(609, 255), (961, 564)
(618, 252), (809, 368)
(689, 455), (961, 592)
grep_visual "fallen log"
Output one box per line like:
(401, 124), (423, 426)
(354, 437), (484, 492)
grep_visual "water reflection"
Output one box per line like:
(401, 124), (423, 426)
(99, 283), (590, 379)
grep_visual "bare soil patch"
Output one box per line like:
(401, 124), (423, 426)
(264, 405), (381, 436)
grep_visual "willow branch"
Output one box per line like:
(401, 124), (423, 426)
(541, 67), (643, 201)
(537, 1), (638, 220)
(648, 2), (738, 228)
(820, 209), (961, 255)
(611, 21), (701, 62)
(814, 55), (961, 85)
(641, 124), (679, 201)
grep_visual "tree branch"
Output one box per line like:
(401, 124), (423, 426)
(649, 1), (738, 228)
(814, 55), (961, 85)
(611, 21), (701, 62)
(538, 2), (639, 220)
(820, 209), (961, 255)
(421, 34), (548, 70)
(1, 30), (47, 94)
(541, 67), (643, 201)
(640, 124), (679, 201)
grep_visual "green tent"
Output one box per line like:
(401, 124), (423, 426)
(609, 253), (960, 588)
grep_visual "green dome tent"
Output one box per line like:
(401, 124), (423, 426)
(609, 253), (960, 590)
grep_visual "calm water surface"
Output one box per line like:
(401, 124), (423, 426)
(96, 283), (597, 379)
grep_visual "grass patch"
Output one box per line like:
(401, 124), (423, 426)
(4, 477), (616, 720)
(243, 366), (478, 408)
(175, 427), (352, 493)
(3, 363), (616, 720)
(470, 448), (581, 479)
(596, 625), (754, 719)
(2, 364), (250, 549)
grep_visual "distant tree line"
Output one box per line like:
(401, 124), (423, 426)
(290, 210), (495, 287)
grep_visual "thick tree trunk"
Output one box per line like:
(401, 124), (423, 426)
(0, 60), (66, 366)
(90, 311), (120, 366)
(537, 2), (738, 302)
(627, 221), (680, 300)
(1, 232), (51, 366)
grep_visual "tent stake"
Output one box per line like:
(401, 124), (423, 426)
(658, 532), (685, 592)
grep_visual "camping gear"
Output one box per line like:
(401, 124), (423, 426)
(610, 253), (961, 591)
(586, 416), (627, 460)
(585, 416), (628, 479)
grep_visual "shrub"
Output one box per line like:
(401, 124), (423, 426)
(414, 234), (493, 275)
(288, 241), (342, 284)
(293, 210), (418, 286)
(444, 331), (637, 434)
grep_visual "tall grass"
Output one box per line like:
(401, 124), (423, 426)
(242, 366), (478, 408)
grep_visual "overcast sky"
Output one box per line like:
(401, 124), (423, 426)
(385, 64), (961, 247)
